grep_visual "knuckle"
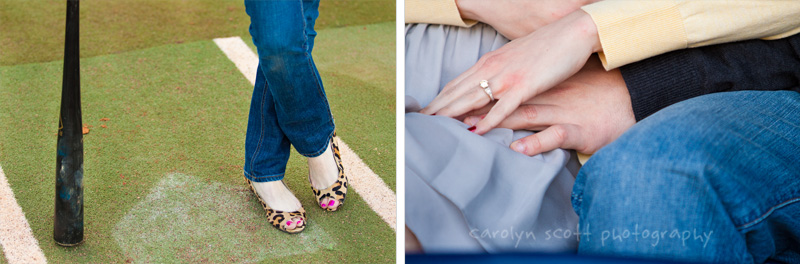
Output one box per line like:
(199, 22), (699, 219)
(532, 136), (543, 151)
(521, 105), (538, 121)
(578, 145), (595, 154)
(483, 54), (502, 68)
(552, 125), (568, 145)
(476, 53), (490, 65)
(482, 50), (498, 59)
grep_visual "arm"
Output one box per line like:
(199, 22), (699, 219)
(583, 0), (800, 69)
(453, 0), (596, 39)
(405, 0), (597, 39)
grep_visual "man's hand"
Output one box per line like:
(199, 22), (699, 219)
(463, 56), (636, 156)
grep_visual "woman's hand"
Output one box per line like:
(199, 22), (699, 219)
(463, 56), (635, 156)
(455, 0), (598, 40)
(420, 10), (602, 135)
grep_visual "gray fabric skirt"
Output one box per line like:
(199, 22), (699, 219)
(405, 23), (581, 253)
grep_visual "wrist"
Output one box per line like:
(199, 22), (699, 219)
(454, 0), (481, 21)
(572, 9), (602, 53)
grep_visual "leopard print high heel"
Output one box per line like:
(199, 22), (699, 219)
(310, 132), (348, 212)
(245, 178), (306, 234)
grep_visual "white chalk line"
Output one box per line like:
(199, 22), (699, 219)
(0, 164), (48, 264)
(213, 36), (396, 231)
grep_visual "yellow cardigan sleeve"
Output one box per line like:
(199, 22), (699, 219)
(405, 0), (477, 27)
(582, 0), (800, 69)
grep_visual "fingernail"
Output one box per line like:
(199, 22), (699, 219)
(511, 142), (526, 154)
(321, 202), (327, 208)
(467, 126), (476, 132)
(328, 200), (336, 207)
(431, 113), (437, 116)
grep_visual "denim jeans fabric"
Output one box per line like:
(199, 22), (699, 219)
(243, 0), (335, 182)
(572, 91), (800, 263)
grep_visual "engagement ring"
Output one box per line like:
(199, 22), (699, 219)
(480, 80), (494, 101)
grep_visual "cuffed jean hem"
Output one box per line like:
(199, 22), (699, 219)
(243, 170), (285, 183)
(296, 129), (335, 158)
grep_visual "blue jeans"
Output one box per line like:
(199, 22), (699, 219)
(573, 91), (800, 263)
(243, 0), (335, 182)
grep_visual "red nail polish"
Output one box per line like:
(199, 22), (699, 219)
(467, 126), (476, 132)
(431, 113), (437, 116)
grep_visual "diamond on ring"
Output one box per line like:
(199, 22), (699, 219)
(479, 80), (494, 101)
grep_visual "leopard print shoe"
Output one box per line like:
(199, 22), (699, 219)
(310, 132), (348, 212)
(245, 178), (306, 234)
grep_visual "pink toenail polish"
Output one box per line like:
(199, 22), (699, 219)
(286, 221), (293, 226)
(328, 200), (336, 207)
(321, 202), (327, 207)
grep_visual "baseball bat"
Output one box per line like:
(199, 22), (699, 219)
(54, 0), (84, 247)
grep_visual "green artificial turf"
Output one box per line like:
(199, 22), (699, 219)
(0, 21), (395, 263)
(0, 246), (7, 264)
(0, 0), (395, 66)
